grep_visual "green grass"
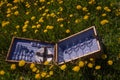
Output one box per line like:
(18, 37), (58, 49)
(0, 0), (120, 80)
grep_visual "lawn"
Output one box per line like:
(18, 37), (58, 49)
(0, 0), (120, 80)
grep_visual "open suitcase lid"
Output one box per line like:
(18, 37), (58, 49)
(56, 26), (101, 64)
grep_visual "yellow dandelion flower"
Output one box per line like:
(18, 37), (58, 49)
(88, 0), (96, 5)
(46, 25), (54, 29)
(34, 2), (37, 6)
(25, 3), (30, 8)
(22, 28), (27, 32)
(87, 12), (90, 15)
(42, 13), (47, 16)
(46, 14), (50, 18)
(59, 7), (63, 12)
(100, 19), (109, 25)
(51, 0), (54, 3)
(46, 14), (50, 19)
(44, 61), (50, 65)
(59, 1), (63, 4)
(76, 5), (82, 10)
(10, 64), (16, 70)
(31, 16), (36, 21)
(69, 14), (73, 17)
(60, 64), (67, 70)
(22, 24), (28, 29)
(0, 70), (5, 75)
(38, 7), (42, 11)
(95, 65), (101, 70)
(88, 1), (92, 4)
(36, 70), (40, 73)
(57, 18), (64, 22)
(75, 19), (81, 24)
(42, 6), (45, 9)
(44, 29), (47, 33)
(41, 72), (47, 78)
(82, 7), (88, 12)
(39, 0), (45, 3)
(78, 61), (84, 68)
(6, 21), (10, 25)
(32, 67), (37, 72)
(47, 2), (51, 5)
(6, 8), (11, 14)
(107, 9), (111, 12)
(19, 76), (24, 80)
(11, 6), (18, 10)
(85, 61), (88, 64)
(49, 71), (53, 76)
(20, 0), (24, 2)
(36, 21), (39, 24)
(66, 29), (70, 33)
(35, 30), (38, 33)
(115, 9), (120, 16)
(7, 3), (12, 7)
(89, 58), (94, 62)
(30, 63), (35, 69)
(32, 25), (36, 28)
(101, 54), (107, 59)
(50, 13), (56, 17)
(57, 12), (60, 15)
(46, 74), (50, 78)
(39, 17), (44, 23)
(6, 14), (11, 17)
(14, 11), (19, 16)
(83, 15), (89, 20)
(88, 63), (93, 68)
(96, 6), (102, 10)
(25, 11), (30, 15)
(117, 53), (120, 59)
(72, 66), (80, 72)
(13, 0), (20, 3)
(60, 24), (64, 27)
(14, 32), (17, 35)
(45, 9), (49, 13)
(107, 60), (113, 65)
(16, 25), (20, 29)
(102, 13), (107, 17)
(35, 73), (41, 79)
(24, 20), (29, 24)
(2, 21), (10, 27)
(36, 24), (41, 28)
(104, 7), (111, 12)
(104, 6), (109, 10)
(18, 60), (26, 67)
(118, 53), (120, 59)
(67, 21), (70, 24)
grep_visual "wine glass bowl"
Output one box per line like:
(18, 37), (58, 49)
(85, 35), (93, 52)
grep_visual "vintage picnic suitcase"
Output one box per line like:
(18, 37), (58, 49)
(6, 26), (102, 64)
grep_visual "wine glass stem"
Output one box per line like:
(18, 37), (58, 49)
(89, 47), (91, 52)
(69, 53), (72, 60)
(82, 50), (84, 55)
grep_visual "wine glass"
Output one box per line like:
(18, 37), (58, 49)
(15, 54), (19, 60)
(64, 41), (73, 60)
(79, 39), (86, 56)
(73, 44), (79, 57)
(12, 54), (16, 60)
(19, 54), (22, 60)
(71, 39), (79, 57)
(86, 35), (93, 52)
